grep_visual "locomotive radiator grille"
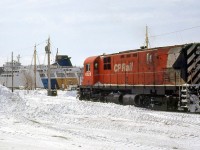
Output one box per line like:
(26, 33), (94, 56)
(187, 44), (200, 84)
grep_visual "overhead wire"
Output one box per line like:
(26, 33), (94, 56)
(145, 25), (200, 48)
(13, 40), (46, 53)
(10, 39), (48, 65)
(150, 25), (200, 38)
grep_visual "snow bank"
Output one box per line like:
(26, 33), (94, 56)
(1, 87), (200, 150)
(0, 85), (26, 113)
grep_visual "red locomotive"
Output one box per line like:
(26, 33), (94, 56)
(78, 43), (200, 112)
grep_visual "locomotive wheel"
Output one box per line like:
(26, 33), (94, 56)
(78, 94), (83, 100)
(183, 108), (188, 112)
(79, 96), (83, 100)
(85, 95), (90, 100)
(133, 95), (151, 108)
(133, 95), (142, 107)
(100, 96), (105, 102)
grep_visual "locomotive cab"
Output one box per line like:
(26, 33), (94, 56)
(82, 56), (100, 86)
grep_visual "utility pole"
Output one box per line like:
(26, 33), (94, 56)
(44, 37), (57, 96)
(34, 44), (37, 90)
(11, 52), (14, 92)
(45, 37), (57, 96)
(145, 25), (149, 49)
(45, 37), (51, 93)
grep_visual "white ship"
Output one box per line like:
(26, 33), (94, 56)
(0, 55), (43, 89)
(0, 37), (82, 90)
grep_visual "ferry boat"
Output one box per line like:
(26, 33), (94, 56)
(38, 54), (82, 90)
(0, 55), (43, 89)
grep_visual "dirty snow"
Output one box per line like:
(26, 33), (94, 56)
(0, 85), (200, 150)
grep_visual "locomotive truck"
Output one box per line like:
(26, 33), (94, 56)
(78, 43), (200, 112)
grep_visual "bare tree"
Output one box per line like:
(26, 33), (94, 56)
(22, 70), (34, 90)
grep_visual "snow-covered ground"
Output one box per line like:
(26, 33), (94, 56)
(0, 85), (200, 150)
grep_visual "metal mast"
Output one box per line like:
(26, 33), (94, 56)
(11, 52), (14, 92)
(34, 44), (37, 90)
(48, 38), (51, 91)
(145, 26), (149, 49)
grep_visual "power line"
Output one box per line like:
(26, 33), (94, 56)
(19, 40), (45, 52)
(150, 25), (200, 38)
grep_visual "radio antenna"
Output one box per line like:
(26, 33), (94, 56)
(145, 25), (149, 49)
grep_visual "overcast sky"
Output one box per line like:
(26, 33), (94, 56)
(0, 0), (199, 66)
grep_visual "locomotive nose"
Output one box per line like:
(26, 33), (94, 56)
(196, 46), (200, 55)
(187, 44), (200, 85)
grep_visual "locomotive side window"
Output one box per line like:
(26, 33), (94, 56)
(85, 64), (90, 71)
(126, 54), (131, 58)
(132, 53), (137, 57)
(103, 57), (111, 70)
(103, 57), (111, 63)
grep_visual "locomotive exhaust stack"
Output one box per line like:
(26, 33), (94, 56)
(78, 43), (200, 113)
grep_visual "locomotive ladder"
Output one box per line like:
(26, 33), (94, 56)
(180, 85), (189, 111)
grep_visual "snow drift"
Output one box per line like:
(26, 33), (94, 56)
(0, 85), (200, 150)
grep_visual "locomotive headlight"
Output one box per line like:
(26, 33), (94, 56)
(196, 46), (200, 55)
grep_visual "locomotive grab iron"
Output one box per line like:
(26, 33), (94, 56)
(78, 43), (200, 112)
